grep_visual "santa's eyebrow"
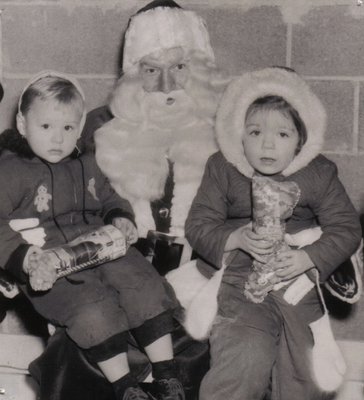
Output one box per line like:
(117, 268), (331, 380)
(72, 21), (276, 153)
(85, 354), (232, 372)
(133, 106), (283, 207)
(140, 62), (160, 69)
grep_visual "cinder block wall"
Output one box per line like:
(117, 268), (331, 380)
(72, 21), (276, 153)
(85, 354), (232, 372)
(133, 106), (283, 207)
(0, 0), (363, 340)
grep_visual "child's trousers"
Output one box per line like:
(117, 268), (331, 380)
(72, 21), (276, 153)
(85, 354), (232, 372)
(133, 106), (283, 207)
(21, 247), (175, 362)
(199, 280), (326, 400)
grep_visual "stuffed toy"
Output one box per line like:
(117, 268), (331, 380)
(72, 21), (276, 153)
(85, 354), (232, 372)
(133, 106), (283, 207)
(244, 175), (300, 303)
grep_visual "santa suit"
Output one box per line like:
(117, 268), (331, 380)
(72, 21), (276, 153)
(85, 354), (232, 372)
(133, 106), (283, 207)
(94, 82), (219, 238)
(91, 5), (229, 239)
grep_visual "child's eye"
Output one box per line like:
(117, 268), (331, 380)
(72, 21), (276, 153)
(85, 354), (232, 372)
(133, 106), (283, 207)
(279, 132), (289, 138)
(64, 125), (74, 131)
(41, 124), (50, 129)
(248, 130), (260, 136)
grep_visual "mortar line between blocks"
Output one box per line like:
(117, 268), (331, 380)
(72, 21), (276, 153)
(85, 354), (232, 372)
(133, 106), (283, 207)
(352, 81), (360, 154)
(286, 22), (292, 68)
(3, 73), (117, 80)
(305, 76), (364, 82)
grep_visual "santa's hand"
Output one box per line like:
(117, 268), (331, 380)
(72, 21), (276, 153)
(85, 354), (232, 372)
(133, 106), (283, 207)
(132, 199), (156, 238)
(273, 249), (314, 281)
(112, 217), (138, 247)
(225, 226), (273, 263)
(24, 247), (57, 291)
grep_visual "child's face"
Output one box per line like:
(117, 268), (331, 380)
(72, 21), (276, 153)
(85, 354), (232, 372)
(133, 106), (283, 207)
(19, 97), (83, 163)
(243, 109), (299, 175)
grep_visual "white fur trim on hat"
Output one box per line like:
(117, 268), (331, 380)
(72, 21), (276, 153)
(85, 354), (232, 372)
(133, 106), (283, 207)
(216, 68), (327, 177)
(123, 7), (215, 72)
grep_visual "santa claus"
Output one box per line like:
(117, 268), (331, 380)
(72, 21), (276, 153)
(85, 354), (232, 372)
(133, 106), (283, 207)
(91, 0), (229, 238)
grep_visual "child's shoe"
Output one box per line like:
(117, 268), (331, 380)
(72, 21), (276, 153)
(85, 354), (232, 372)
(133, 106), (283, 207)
(122, 385), (153, 400)
(151, 377), (185, 400)
(112, 373), (155, 400)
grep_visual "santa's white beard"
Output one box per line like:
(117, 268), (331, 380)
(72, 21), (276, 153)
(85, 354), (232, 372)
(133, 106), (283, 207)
(95, 74), (222, 237)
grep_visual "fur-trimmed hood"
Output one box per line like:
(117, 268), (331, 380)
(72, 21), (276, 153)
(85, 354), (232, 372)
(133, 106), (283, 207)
(216, 68), (327, 177)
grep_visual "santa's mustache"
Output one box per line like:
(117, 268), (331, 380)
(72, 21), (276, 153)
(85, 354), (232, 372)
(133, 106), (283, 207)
(141, 90), (197, 123)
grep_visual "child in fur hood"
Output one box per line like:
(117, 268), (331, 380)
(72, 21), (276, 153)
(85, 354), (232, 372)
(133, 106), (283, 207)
(0, 71), (184, 400)
(184, 67), (362, 400)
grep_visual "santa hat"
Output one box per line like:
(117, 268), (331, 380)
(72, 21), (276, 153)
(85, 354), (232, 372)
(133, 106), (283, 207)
(122, 0), (215, 73)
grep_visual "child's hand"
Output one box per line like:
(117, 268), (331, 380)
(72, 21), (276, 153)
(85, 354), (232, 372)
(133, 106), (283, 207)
(273, 249), (314, 281)
(112, 217), (138, 247)
(225, 225), (273, 263)
(24, 248), (57, 291)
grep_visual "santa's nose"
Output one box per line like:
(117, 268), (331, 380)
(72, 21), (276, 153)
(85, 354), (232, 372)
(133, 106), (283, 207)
(159, 70), (176, 94)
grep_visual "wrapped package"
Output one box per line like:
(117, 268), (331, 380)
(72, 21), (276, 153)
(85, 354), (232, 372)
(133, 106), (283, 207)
(45, 225), (127, 278)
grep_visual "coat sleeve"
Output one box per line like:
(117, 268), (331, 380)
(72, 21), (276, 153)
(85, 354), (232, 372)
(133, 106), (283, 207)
(0, 169), (30, 282)
(301, 158), (362, 282)
(185, 154), (241, 269)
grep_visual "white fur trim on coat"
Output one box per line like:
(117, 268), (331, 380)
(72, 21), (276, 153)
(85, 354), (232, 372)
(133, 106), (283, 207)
(216, 68), (327, 177)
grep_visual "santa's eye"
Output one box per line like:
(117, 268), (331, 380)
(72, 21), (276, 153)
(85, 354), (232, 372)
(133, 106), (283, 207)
(171, 63), (187, 73)
(141, 64), (159, 75)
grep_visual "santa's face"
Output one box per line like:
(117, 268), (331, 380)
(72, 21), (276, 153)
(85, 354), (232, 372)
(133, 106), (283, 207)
(110, 48), (225, 124)
(139, 47), (189, 94)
